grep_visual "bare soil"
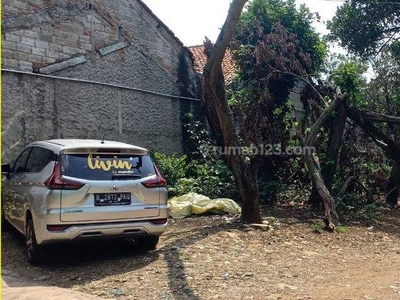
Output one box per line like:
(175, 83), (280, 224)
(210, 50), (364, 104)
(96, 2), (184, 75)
(2, 205), (400, 300)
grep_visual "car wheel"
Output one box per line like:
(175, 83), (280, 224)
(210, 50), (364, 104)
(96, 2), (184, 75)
(25, 219), (44, 264)
(136, 235), (160, 250)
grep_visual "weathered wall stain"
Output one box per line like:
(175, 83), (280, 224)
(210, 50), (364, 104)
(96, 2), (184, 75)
(2, 0), (202, 162)
(2, 71), (201, 162)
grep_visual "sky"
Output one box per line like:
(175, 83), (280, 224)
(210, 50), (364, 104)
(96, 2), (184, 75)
(141, 0), (344, 47)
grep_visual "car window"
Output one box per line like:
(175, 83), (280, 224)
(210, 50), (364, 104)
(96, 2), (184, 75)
(12, 147), (33, 173)
(59, 154), (156, 181)
(25, 147), (55, 173)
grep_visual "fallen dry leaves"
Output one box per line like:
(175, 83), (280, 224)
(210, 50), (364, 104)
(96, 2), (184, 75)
(2, 206), (400, 300)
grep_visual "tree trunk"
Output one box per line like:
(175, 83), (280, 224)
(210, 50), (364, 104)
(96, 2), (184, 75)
(386, 159), (400, 207)
(323, 100), (348, 190)
(234, 160), (262, 223)
(351, 109), (400, 124)
(336, 176), (357, 199)
(201, 0), (262, 224)
(309, 187), (322, 211)
(310, 99), (347, 209)
(305, 94), (347, 229)
(305, 154), (338, 230)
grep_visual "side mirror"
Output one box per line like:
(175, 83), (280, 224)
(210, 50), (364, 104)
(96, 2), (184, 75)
(1, 164), (11, 179)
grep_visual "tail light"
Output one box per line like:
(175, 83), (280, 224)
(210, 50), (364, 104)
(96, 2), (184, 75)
(141, 164), (167, 188)
(44, 162), (84, 190)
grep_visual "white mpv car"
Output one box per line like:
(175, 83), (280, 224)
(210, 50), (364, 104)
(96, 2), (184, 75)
(1, 139), (168, 263)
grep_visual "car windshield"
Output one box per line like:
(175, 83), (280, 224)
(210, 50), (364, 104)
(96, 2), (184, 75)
(59, 154), (155, 181)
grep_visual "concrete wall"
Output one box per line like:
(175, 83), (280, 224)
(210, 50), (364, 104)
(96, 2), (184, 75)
(2, 70), (201, 163)
(1, 0), (202, 163)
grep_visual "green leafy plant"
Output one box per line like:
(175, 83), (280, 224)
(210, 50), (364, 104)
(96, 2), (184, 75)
(153, 152), (237, 199)
(336, 225), (349, 234)
(311, 221), (325, 233)
(336, 191), (385, 225)
(258, 180), (287, 205)
(152, 152), (190, 190)
(359, 202), (384, 224)
(152, 113), (237, 199)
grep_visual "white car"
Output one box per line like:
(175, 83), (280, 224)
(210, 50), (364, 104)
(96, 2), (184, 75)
(1, 139), (168, 264)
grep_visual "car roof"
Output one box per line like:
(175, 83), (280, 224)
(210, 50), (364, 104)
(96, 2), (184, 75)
(28, 139), (148, 154)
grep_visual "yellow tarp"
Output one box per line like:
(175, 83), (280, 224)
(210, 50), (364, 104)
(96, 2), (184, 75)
(168, 192), (241, 219)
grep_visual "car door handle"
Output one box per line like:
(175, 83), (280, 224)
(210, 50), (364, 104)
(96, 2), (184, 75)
(28, 181), (33, 185)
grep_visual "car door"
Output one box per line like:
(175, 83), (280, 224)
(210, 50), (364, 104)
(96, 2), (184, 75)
(4, 146), (56, 232)
(3, 147), (33, 231)
(23, 146), (58, 223)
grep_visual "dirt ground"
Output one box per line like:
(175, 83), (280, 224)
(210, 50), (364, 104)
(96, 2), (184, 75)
(2, 205), (400, 300)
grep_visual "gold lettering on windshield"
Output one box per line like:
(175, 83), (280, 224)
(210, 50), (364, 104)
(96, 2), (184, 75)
(87, 154), (133, 171)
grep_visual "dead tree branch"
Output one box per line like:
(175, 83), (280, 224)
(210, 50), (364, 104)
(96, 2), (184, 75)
(304, 93), (348, 230)
(348, 108), (400, 124)
(336, 176), (374, 203)
(348, 109), (400, 159)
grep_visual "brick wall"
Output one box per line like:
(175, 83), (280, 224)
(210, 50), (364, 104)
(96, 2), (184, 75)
(3, 1), (95, 71)
(1, 0), (198, 94)
(1, 0), (201, 161)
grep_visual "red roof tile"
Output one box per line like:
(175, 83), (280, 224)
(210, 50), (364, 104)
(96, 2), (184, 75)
(188, 45), (236, 84)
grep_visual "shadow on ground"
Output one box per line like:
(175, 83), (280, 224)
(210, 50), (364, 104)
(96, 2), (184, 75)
(2, 203), (399, 299)
(1, 217), (236, 299)
(1, 225), (159, 289)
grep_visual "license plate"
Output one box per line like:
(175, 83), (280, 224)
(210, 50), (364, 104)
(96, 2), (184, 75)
(94, 193), (131, 206)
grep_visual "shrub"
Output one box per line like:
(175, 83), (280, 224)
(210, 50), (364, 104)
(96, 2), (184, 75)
(152, 152), (190, 188)
(152, 113), (238, 199)
(336, 192), (384, 224)
(311, 221), (325, 233)
(152, 152), (237, 199)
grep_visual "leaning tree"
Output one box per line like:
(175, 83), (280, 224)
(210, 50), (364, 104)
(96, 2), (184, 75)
(200, 0), (340, 227)
(201, 0), (263, 224)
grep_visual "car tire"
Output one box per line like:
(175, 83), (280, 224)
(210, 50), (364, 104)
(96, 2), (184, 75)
(136, 235), (160, 250)
(25, 218), (45, 264)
